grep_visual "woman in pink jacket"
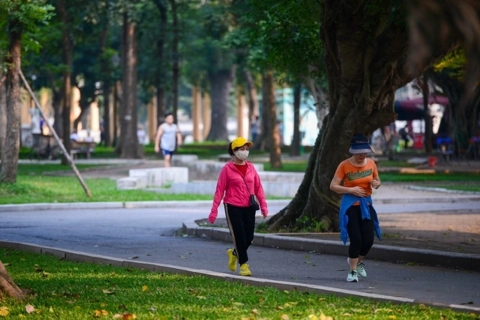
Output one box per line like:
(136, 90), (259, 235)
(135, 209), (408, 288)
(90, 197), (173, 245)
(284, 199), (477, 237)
(209, 137), (268, 276)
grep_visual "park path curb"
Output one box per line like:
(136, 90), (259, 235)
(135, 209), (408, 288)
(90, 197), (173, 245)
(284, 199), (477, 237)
(2, 193), (480, 212)
(183, 220), (480, 272)
(1, 240), (479, 314)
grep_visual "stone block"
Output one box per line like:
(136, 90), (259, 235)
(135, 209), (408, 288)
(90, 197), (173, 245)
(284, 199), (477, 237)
(172, 155), (198, 166)
(145, 167), (188, 187)
(117, 177), (147, 190)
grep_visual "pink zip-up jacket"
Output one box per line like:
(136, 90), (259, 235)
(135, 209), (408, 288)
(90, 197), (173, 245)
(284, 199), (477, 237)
(209, 161), (268, 220)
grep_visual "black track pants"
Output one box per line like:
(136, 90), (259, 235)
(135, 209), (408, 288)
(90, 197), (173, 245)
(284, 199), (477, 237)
(225, 203), (256, 265)
(346, 205), (375, 258)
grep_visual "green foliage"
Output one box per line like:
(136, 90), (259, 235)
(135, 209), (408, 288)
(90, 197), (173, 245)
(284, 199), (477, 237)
(238, 0), (324, 82)
(0, 0), (54, 53)
(292, 215), (328, 233)
(0, 248), (475, 319)
(434, 49), (467, 81)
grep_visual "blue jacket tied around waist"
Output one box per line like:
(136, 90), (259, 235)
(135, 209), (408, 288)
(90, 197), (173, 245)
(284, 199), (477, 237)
(339, 194), (382, 245)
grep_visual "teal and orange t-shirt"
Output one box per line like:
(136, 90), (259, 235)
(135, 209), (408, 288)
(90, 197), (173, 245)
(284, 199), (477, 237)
(334, 158), (378, 197)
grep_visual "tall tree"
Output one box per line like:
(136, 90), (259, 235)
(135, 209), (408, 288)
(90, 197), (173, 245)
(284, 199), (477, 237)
(152, 0), (168, 125)
(169, 0), (179, 123)
(119, 10), (142, 158)
(290, 83), (302, 156)
(263, 71), (282, 168)
(202, 1), (237, 141)
(0, 0), (53, 183)
(248, 1), (456, 232)
(57, 0), (73, 164)
(0, 70), (6, 159)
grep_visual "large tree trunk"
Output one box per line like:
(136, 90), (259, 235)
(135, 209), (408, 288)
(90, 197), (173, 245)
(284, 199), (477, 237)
(267, 1), (412, 232)
(263, 71), (282, 168)
(119, 14), (142, 158)
(0, 70), (6, 159)
(0, 261), (25, 300)
(206, 67), (236, 141)
(154, 0), (167, 126)
(58, 0), (72, 165)
(0, 24), (22, 183)
(169, 0), (179, 123)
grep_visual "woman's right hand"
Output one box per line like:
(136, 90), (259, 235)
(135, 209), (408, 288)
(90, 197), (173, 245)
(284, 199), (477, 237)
(154, 145), (159, 153)
(350, 186), (367, 197)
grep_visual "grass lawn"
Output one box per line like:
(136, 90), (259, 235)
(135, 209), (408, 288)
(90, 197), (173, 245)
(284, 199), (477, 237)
(0, 248), (475, 320)
(0, 164), (212, 204)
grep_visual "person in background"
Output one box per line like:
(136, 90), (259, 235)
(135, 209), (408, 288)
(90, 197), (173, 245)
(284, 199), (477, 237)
(70, 129), (79, 142)
(399, 125), (411, 149)
(84, 131), (94, 143)
(154, 113), (182, 167)
(251, 116), (260, 142)
(208, 137), (268, 276)
(330, 133), (382, 283)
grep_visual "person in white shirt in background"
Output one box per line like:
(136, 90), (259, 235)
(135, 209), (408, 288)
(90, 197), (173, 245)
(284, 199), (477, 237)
(154, 113), (182, 167)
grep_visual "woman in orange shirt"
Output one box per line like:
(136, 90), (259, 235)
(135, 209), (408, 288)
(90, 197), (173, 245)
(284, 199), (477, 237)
(330, 133), (382, 282)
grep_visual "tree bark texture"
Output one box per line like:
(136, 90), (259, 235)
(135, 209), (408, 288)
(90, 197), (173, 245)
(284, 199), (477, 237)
(120, 15), (142, 159)
(0, 70), (6, 159)
(262, 71), (282, 168)
(154, 0), (168, 126)
(58, 0), (72, 164)
(206, 67), (236, 141)
(0, 261), (25, 300)
(0, 24), (22, 183)
(267, 1), (414, 232)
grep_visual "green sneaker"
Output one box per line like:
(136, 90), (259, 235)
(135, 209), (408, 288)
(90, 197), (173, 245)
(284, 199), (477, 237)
(227, 249), (237, 272)
(239, 263), (252, 276)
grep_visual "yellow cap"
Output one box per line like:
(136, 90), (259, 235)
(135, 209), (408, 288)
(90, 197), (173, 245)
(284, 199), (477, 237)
(231, 137), (253, 150)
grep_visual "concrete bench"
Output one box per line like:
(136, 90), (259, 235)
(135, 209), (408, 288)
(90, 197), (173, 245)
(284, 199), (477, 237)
(71, 141), (96, 159)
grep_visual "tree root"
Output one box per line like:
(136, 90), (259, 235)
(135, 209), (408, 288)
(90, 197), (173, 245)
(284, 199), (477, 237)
(0, 261), (25, 300)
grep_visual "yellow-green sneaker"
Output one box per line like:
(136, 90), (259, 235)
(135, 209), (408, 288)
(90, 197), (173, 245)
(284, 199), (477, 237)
(227, 249), (237, 272)
(239, 263), (252, 276)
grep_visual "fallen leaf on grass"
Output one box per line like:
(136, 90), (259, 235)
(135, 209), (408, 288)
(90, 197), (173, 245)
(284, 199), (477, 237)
(102, 289), (115, 294)
(25, 305), (35, 314)
(0, 307), (9, 317)
(93, 309), (109, 317)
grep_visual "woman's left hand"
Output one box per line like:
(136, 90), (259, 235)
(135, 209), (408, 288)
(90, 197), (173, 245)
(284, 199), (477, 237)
(261, 211), (268, 219)
(371, 179), (381, 189)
